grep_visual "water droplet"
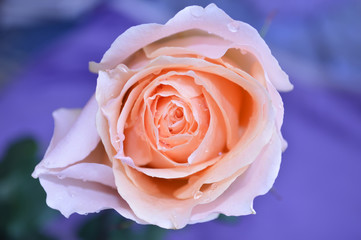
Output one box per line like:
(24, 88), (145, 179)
(57, 174), (65, 179)
(193, 191), (203, 200)
(190, 7), (204, 18)
(227, 21), (241, 33)
(117, 64), (128, 72)
(218, 152), (223, 156)
(205, 149), (209, 153)
(204, 196), (211, 202)
(240, 49), (247, 55)
(211, 183), (218, 191)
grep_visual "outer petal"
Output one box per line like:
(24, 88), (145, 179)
(33, 96), (100, 171)
(32, 100), (143, 223)
(112, 159), (196, 229)
(189, 128), (282, 223)
(96, 4), (292, 91)
(36, 144), (144, 223)
(39, 175), (145, 224)
(95, 65), (135, 158)
(34, 143), (114, 188)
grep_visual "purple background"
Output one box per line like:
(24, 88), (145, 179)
(0, 1), (360, 239)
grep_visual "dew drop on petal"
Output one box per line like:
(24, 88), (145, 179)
(190, 7), (204, 18)
(218, 152), (223, 156)
(57, 174), (65, 179)
(211, 183), (218, 191)
(194, 191), (203, 200)
(227, 21), (241, 32)
(204, 196), (211, 202)
(117, 65), (128, 72)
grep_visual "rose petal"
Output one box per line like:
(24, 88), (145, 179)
(109, 56), (276, 229)
(39, 175), (145, 224)
(112, 159), (196, 229)
(187, 90), (227, 165)
(189, 128), (282, 223)
(33, 96), (99, 171)
(96, 66), (135, 156)
(35, 136), (144, 224)
(143, 29), (233, 60)
(189, 70), (243, 152)
(124, 56), (275, 182)
(121, 156), (218, 179)
(34, 143), (113, 187)
(98, 4), (292, 91)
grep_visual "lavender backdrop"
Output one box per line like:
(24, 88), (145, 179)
(0, 1), (360, 239)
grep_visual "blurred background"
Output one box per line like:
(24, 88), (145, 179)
(0, 0), (360, 239)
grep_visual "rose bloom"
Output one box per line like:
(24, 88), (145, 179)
(33, 4), (293, 229)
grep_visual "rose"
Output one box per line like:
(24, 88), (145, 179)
(32, 4), (292, 229)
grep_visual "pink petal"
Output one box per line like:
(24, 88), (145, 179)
(39, 175), (145, 224)
(189, 129), (282, 223)
(33, 96), (99, 171)
(97, 4), (292, 91)
(96, 66), (135, 156)
(112, 159), (197, 229)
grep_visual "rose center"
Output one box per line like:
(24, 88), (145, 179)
(168, 106), (185, 134)
(174, 108), (183, 118)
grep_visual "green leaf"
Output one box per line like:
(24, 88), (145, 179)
(217, 214), (240, 224)
(78, 210), (168, 240)
(0, 138), (59, 240)
(143, 225), (167, 240)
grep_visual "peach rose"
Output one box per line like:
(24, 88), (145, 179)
(33, 4), (293, 229)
